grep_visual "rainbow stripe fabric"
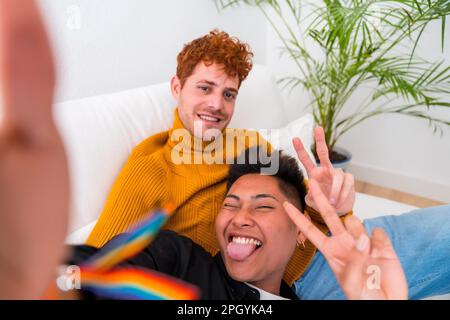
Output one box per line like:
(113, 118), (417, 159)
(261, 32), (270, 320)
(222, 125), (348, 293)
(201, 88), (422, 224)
(80, 267), (199, 300)
(84, 206), (173, 272)
(78, 204), (200, 300)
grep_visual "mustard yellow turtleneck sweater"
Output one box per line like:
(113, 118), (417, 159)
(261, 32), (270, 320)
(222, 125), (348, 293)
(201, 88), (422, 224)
(86, 108), (337, 285)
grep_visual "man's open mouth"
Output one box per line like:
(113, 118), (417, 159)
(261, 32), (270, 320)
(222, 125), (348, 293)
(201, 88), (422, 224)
(226, 235), (263, 262)
(197, 113), (222, 123)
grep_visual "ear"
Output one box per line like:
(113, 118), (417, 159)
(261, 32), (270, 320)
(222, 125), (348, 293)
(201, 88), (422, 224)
(295, 211), (311, 244)
(170, 76), (182, 100)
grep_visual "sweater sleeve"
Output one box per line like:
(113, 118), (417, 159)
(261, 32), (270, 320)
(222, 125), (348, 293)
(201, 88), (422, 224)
(85, 148), (168, 248)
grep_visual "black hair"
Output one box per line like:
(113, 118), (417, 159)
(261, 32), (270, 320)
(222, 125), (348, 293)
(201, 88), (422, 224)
(227, 147), (307, 211)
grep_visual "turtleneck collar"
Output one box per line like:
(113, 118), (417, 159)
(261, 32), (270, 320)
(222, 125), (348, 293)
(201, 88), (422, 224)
(166, 108), (270, 165)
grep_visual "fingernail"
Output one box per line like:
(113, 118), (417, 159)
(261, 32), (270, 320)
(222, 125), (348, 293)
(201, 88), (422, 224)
(283, 201), (292, 210)
(330, 197), (336, 205)
(356, 234), (369, 252)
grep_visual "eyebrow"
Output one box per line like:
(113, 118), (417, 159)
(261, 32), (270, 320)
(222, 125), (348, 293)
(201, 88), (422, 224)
(252, 194), (279, 202)
(197, 80), (238, 94)
(225, 194), (279, 202)
(225, 194), (240, 201)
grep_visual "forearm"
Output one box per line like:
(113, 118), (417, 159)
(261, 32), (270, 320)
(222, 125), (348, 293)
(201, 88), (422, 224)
(0, 255), (43, 299)
(0, 237), (68, 300)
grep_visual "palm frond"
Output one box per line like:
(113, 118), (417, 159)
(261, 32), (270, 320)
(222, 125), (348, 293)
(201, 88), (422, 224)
(215, 0), (450, 147)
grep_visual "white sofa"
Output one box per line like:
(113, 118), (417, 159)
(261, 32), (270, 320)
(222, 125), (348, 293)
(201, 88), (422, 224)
(53, 64), (448, 299)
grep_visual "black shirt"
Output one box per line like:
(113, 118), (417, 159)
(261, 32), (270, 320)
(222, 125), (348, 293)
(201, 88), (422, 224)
(68, 230), (298, 300)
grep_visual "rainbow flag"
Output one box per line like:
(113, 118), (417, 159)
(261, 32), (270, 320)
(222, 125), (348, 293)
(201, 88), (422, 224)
(80, 267), (199, 300)
(84, 205), (174, 272)
(78, 204), (200, 300)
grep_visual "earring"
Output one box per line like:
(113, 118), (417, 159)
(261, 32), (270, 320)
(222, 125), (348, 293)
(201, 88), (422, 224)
(297, 240), (306, 249)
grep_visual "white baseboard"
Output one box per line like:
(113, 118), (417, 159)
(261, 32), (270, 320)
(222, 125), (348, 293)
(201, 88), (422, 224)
(347, 162), (450, 204)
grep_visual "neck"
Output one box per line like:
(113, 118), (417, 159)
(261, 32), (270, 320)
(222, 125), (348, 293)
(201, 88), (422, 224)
(248, 274), (283, 296)
(168, 108), (223, 153)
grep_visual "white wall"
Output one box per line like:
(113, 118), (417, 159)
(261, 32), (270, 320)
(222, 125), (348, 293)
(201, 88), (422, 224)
(341, 20), (450, 204)
(37, 0), (267, 102)
(36, 1), (450, 203)
(263, 4), (450, 203)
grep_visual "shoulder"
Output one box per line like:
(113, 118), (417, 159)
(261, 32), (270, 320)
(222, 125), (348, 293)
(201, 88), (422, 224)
(132, 130), (170, 158)
(144, 230), (215, 274)
(121, 131), (171, 176)
(150, 230), (210, 257)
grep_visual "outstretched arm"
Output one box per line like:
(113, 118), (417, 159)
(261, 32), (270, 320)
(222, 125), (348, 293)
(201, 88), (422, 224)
(284, 181), (408, 300)
(0, 0), (70, 299)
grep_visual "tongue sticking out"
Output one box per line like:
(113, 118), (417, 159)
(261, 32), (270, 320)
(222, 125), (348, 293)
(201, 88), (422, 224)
(227, 242), (258, 261)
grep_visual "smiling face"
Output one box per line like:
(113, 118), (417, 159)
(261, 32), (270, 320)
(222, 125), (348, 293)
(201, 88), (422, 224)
(215, 174), (301, 294)
(171, 62), (239, 140)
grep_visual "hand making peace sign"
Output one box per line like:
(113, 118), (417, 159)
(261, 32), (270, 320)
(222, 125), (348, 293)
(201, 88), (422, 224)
(293, 127), (355, 215)
(283, 180), (408, 300)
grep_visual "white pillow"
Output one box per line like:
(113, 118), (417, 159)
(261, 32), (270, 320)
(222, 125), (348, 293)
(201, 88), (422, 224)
(54, 82), (176, 233)
(258, 113), (314, 178)
(66, 221), (97, 245)
(229, 65), (286, 129)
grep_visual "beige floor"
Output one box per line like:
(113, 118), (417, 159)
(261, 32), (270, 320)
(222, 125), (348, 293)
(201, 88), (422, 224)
(355, 180), (445, 208)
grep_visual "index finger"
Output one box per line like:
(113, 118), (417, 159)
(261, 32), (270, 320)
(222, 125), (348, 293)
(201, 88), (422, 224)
(315, 127), (333, 169)
(283, 201), (328, 251)
(293, 137), (316, 176)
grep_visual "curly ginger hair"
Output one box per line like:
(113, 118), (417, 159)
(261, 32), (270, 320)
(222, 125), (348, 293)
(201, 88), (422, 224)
(176, 29), (254, 88)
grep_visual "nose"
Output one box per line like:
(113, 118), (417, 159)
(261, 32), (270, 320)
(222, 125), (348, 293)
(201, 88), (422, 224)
(231, 207), (255, 228)
(207, 92), (224, 112)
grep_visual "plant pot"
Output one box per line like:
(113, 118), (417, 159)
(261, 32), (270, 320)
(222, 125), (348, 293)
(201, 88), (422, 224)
(330, 146), (352, 171)
(315, 146), (352, 171)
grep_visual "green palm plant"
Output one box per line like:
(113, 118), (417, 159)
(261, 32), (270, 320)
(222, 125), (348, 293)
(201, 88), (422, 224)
(215, 0), (450, 161)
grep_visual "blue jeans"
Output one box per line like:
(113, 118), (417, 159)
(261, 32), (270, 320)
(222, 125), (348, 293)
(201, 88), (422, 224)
(293, 205), (450, 300)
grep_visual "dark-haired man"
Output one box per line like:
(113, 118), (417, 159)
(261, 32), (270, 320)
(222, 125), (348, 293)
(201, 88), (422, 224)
(68, 149), (406, 300)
